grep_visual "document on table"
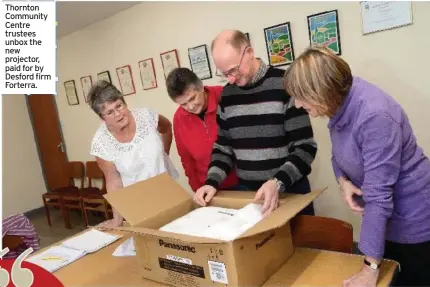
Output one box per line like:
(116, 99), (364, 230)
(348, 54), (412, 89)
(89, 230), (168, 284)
(26, 229), (122, 272)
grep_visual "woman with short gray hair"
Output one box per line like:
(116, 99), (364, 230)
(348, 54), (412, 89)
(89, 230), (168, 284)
(89, 80), (178, 228)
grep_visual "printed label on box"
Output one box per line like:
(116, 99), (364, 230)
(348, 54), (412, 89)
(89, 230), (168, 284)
(208, 260), (228, 284)
(159, 258), (205, 278)
(166, 254), (192, 265)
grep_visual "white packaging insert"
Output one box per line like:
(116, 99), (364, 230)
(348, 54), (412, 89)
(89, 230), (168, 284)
(160, 203), (264, 241)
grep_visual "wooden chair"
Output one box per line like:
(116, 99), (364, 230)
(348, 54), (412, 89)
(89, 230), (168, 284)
(290, 215), (354, 253)
(80, 161), (106, 198)
(2, 235), (24, 251)
(42, 194), (70, 228)
(80, 161), (111, 227)
(42, 161), (85, 229)
(81, 197), (113, 227)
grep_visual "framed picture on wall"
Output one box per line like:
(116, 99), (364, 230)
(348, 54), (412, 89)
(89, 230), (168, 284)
(116, 65), (136, 96)
(188, 44), (212, 80)
(160, 49), (180, 79)
(360, 1), (413, 35)
(307, 10), (342, 55)
(80, 75), (92, 103)
(138, 58), (157, 90)
(97, 70), (112, 83)
(64, 80), (79, 106)
(263, 22), (295, 67)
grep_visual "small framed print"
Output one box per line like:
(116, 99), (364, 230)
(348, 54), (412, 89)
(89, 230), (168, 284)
(97, 70), (112, 83)
(116, 65), (136, 96)
(264, 22), (295, 67)
(80, 75), (92, 102)
(307, 10), (342, 55)
(188, 44), (212, 80)
(138, 58), (157, 90)
(64, 80), (79, 106)
(160, 49), (180, 79)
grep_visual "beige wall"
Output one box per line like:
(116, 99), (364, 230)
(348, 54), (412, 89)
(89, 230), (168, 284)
(55, 2), (430, 240)
(2, 95), (47, 216)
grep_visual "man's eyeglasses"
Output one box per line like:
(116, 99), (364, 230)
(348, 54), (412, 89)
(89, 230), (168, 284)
(220, 45), (249, 78)
(102, 102), (125, 117)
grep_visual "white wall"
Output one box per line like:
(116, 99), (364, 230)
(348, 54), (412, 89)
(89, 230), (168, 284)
(56, 1), (430, 240)
(2, 95), (47, 216)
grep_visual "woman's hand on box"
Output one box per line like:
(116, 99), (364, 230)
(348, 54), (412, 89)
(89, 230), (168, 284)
(194, 185), (217, 206)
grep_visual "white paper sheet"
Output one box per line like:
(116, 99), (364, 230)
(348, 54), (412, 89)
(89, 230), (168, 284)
(112, 237), (136, 257)
(61, 228), (122, 253)
(159, 203), (264, 241)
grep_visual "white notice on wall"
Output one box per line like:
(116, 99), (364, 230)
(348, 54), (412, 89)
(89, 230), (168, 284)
(2, 1), (57, 94)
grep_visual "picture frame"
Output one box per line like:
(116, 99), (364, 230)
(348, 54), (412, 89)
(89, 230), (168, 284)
(97, 70), (112, 83)
(188, 44), (212, 80)
(160, 49), (180, 79)
(138, 58), (157, 90)
(80, 75), (92, 103)
(64, 80), (79, 106)
(116, 65), (136, 96)
(360, 1), (413, 35)
(307, 10), (342, 55)
(263, 22), (295, 67)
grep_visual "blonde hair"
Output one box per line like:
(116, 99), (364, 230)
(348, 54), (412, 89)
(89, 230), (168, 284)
(283, 46), (353, 117)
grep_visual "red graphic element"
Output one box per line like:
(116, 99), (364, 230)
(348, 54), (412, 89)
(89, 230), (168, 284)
(0, 248), (64, 287)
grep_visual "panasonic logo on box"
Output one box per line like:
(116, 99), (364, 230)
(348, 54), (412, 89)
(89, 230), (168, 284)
(159, 239), (196, 253)
(255, 232), (276, 250)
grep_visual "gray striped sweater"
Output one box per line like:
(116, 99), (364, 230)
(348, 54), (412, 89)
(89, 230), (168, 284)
(205, 66), (318, 190)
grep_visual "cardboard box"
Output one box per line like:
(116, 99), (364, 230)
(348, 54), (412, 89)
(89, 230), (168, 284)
(104, 173), (325, 287)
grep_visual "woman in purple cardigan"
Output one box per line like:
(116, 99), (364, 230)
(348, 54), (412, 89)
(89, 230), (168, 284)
(283, 46), (430, 287)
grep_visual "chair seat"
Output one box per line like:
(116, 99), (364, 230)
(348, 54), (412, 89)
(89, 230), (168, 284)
(80, 187), (104, 198)
(49, 186), (79, 196)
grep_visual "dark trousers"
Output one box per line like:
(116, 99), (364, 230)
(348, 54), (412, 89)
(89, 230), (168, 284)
(384, 240), (430, 286)
(233, 177), (315, 216)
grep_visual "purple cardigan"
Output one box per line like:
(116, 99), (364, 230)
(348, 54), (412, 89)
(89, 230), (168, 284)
(329, 77), (430, 259)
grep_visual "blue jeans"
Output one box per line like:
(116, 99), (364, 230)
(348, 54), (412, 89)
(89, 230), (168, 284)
(233, 177), (315, 216)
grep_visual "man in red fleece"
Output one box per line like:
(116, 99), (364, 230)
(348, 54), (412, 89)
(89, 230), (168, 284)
(166, 68), (238, 192)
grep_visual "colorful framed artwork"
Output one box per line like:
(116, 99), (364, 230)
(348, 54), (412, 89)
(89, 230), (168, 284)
(80, 75), (92, 103)
(116, 65), (136, 96)
(97, 70), (112, 83)
(64, 80), (79, 106)
(160, 49), (180, 79)
(307, 10), (342, 55)
(263, 22), (295, 67)
(138, 58), (157, 90)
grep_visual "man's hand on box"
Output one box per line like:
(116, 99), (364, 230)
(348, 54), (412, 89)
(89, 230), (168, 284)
(254, 180), (279, 217)
(194, 185), (217, 206)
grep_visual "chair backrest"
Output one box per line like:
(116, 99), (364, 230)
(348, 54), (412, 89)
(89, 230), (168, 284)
(86, 161), (106, 190)
(67, 161), (85, 188)
(290, 215), (354, 253)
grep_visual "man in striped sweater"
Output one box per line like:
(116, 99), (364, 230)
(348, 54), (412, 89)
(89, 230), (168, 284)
(194, 30), (318, 216)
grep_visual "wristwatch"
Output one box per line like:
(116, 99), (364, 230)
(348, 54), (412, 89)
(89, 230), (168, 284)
(364, 258), (381, 270)
(271, 178), (285, 192)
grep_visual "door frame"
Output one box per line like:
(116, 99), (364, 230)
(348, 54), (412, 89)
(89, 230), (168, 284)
(26, 95), (70, 192)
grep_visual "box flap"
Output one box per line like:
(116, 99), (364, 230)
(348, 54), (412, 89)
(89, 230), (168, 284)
(103, 173), (190, 226)
(238, 187), (327, 238)
(111, 226), (225, 244)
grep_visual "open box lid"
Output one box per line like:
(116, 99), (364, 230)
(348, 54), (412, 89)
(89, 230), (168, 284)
(103, 173), (190, 226)
(237, 187), (327, 238)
